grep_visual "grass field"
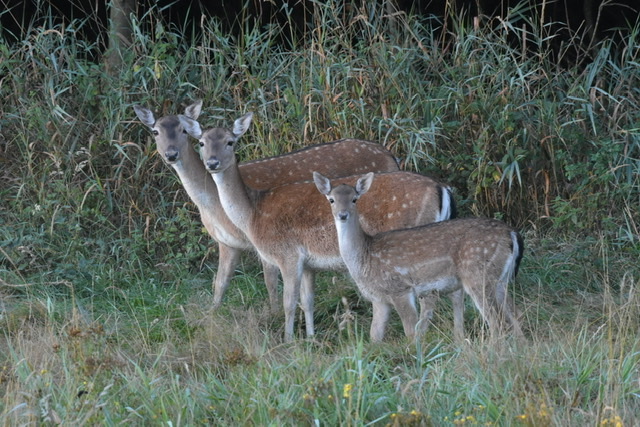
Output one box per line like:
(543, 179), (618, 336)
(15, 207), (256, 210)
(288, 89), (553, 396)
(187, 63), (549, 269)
(1, 1), (639, 425)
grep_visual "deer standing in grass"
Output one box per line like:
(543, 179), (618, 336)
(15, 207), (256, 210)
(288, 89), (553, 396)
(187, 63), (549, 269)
(314, 172), (525, 342)
(133, 101), (400, 312)
(179, 112), (460, 342)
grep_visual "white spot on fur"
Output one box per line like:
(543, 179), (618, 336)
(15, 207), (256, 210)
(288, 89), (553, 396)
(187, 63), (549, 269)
(394, 266), (409, 276)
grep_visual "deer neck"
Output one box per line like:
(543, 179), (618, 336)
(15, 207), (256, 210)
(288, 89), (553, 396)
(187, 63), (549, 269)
(210, 162), (256, 234)
(170, 146), (219, 211)
(335, 211), (371, 280)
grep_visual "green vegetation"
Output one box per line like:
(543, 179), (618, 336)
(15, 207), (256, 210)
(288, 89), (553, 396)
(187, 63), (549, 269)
(1, 1), (638, 425)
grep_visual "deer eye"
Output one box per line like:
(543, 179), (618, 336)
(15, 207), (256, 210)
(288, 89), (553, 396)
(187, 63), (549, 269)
(199, 141), (204, 147)
(328, 198), (335, 204)
(182, 129), (188, 134)
(352, 197), (358, 203)
(152, 130), (159, 136)
(227, 140), (234, 147)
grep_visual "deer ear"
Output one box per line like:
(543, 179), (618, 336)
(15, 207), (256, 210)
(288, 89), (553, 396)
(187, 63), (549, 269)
(185, 99), (203, 119)
(313, 172), (332, 196)
(133, 105), (156, 127)
(178, 115), (202, 139)
(233, 112), (253, 137)
(356, 172), (374, 196)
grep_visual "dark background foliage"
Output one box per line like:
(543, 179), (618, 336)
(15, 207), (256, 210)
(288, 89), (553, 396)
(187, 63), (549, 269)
(2, 0), (638, 49)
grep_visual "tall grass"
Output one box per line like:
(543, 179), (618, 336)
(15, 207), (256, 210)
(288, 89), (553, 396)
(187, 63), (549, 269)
(1, 0), (639, 424)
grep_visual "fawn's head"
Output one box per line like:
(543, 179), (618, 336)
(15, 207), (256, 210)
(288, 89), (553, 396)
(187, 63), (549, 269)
(179, 112), (253, 174)
(133, 100), (203, 165)
(313, 172), (374, 223)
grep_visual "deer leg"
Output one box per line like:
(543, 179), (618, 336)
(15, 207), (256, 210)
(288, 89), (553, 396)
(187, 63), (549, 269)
(450, 289), (465, 341)
(464, 280), (503, 338)
(391, 294), (419, 340)
(495, 278), (524, 339)
(417, 291), (438, 337)
(281, 262), (303, 342)
(496, 287), (524, 338)
(300, 268), (316, 338)
(370, 300), (391, 342)
(261, 259), (280, 313)
(504, 295), (524, 338)
(211, 243), (242, 310)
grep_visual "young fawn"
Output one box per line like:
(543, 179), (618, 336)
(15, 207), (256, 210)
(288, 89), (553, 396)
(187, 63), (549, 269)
(314, 171), (525, 342)
(134, 101), (400, 312)
(179, 112), (458, 342)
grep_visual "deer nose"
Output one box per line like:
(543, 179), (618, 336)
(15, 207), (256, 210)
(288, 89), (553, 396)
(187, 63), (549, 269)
(165, 149), (179, 162)
(338, 211), (349, 222)
(206, 158), (220, 171)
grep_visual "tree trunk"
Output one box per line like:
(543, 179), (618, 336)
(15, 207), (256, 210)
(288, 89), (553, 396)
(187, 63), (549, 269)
(106, 0), (135, 75)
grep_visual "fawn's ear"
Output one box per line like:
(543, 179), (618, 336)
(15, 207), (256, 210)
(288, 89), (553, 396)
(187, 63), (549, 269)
(355, 172), (374, 196)
(133, 105), (156, 127)
(178, 115), (203, 139)
(184, 99), (203, 119)
(233, 112), (253, 138)
(313, 172), (332, 196)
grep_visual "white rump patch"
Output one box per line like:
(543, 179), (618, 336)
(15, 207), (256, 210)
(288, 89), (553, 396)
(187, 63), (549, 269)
(436, 187), (453, 222)
(498, 232), (519, 284)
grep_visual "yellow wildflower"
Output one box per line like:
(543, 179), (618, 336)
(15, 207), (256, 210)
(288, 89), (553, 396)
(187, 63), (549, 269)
(343, 383), (353, 398)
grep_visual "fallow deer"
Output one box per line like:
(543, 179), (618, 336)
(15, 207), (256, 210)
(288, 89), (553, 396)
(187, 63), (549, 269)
(134, 102), (400, 312)
(179, 112), (458, 341)
(314, 171), (524, 342)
